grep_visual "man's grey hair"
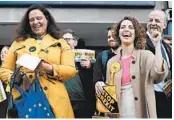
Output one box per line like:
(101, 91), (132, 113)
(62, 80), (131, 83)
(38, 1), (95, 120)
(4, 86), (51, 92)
(148, 9), (167, 23)
(62, 29), (79, 41)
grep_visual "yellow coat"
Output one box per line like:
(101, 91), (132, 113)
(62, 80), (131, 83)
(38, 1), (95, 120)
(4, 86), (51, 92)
(0, 34), (76, 118)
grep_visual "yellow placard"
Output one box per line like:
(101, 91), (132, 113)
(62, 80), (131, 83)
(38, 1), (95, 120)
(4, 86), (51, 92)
(96, 85), (119, 113)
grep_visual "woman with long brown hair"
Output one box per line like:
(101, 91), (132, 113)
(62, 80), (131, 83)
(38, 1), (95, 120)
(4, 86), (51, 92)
(0, 5), (76, 118)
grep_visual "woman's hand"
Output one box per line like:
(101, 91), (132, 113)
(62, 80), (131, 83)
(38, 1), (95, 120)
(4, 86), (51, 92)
(80, 59), (91, 69)
(38, 60), (53, 75)
(95, 81), (105, 95)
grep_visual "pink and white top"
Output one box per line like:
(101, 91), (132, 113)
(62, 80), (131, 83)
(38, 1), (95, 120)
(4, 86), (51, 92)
(120, 56), (133, 85)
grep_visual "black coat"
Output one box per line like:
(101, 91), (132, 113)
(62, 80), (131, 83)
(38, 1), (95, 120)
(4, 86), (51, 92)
(93, 49), (116, 84)
(76, 62), (95, 117)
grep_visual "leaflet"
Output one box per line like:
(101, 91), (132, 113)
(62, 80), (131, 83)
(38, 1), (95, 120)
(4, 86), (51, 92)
(16, 53), (41, 71)
(0, 80), (6, 102)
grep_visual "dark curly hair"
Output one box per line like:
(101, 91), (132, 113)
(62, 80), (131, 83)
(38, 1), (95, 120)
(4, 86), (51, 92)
(115, 16), (146, 49)
(15, 4), (61, 41)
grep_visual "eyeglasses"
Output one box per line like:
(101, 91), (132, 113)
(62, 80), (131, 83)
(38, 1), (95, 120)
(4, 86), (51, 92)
(63, 38), (74, 41)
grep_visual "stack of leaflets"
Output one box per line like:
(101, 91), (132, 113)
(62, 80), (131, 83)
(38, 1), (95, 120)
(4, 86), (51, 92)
(16, 53), (41, 71)
(0, 80), (6, 102)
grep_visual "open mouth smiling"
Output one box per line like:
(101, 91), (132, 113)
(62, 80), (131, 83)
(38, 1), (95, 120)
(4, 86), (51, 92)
(122, 32), (132, 38)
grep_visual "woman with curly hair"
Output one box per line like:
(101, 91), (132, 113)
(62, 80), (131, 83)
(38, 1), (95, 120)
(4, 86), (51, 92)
(104, 16), (168, 118)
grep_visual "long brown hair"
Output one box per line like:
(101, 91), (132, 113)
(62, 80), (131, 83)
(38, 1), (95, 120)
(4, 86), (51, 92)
(15, 4), (61, 41)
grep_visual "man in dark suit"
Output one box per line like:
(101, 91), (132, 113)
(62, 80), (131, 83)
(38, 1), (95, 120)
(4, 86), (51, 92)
(146, 10), (172, 118)
(62, 29), (95, 118)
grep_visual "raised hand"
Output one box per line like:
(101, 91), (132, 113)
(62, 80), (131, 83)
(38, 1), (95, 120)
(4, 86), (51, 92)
(149, 30), (162, 46)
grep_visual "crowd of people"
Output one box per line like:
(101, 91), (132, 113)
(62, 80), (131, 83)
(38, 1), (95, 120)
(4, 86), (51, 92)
(0, 4), (172, 118)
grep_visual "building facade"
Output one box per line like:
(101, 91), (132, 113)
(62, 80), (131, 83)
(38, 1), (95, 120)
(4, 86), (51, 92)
(0, 1), (171, 50)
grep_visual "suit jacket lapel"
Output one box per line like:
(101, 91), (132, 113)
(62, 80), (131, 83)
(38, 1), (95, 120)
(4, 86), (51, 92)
(162, 40), (172, 70)
(146, 34), (155, 51)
